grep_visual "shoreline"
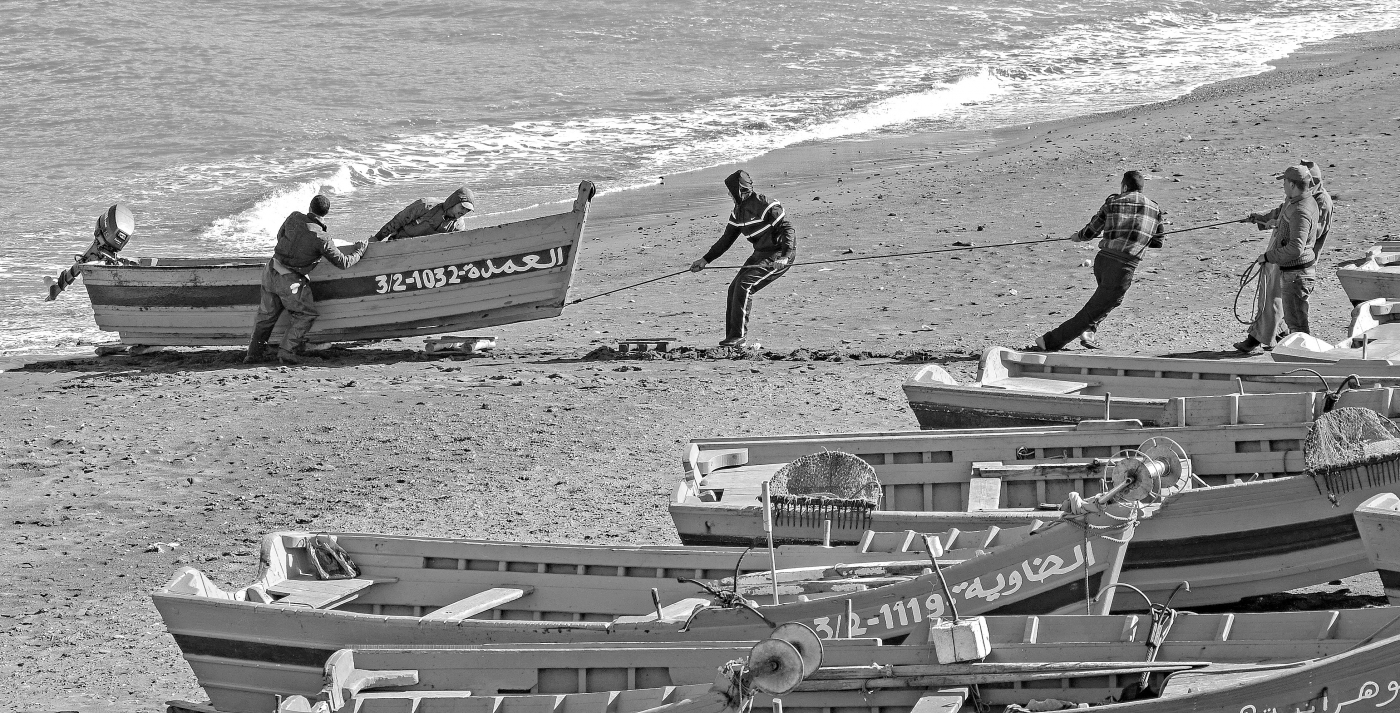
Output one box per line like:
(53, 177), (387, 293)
(4, 26), (1400, 713)
(7, 27), (1394, 365)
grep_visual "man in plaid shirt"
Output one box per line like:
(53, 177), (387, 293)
(1034, 170), (1165, 351)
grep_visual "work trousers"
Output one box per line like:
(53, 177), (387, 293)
(1042, 251), (1137, 351)
(249, 262), (318, 355)
(726, 253), (791, 342)
(1250, 264), (1315, 345)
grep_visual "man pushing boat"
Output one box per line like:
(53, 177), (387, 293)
(371, 186), (476, 242)
(1030, 170), (1165, 352)
(245, 195), (367, 365)
(690, 170), (797, 349)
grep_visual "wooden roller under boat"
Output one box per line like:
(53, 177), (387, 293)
(77, 182), (594, 348)
(155, 506), (1139, 713)
(186, 606), (1400, 713)
(669, 410), (1400, 609)
(902, 346), (1400, 429)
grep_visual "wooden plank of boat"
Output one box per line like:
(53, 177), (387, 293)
(669, 417), (1400, 609)
(1354, 492), (1400, 606)
(245, 606), (1400, 713)
(78, 182), (594, 347)
(903, 346), (1400, 429)
(152, 504), (1139, 713)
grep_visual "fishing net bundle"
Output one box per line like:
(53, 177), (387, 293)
(768, 451), (882, 529)
(1304, 407), (1400, 497)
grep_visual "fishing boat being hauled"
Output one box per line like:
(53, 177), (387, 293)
(76, 181), (595, 348)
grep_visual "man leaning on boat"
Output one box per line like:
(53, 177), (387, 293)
(1031, 170), (1165, 352)
(371, 186), (475, 242)
(245, 195), (367, 365)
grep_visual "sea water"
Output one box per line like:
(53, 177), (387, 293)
(2, 0), (1397, 355)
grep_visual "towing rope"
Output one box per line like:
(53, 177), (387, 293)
(570, 216), (1254, 306)
(1234, 260), (1263, 325)
(569, 236), (1076, 304)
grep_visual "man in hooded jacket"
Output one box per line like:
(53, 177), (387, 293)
(372, 186), (476, 242)
(690, 170), (797, 348)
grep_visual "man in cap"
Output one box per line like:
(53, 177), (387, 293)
(1031, 170), (1165, 352)
(1234, 164), (1320, 354)
(689, 170), (797, 349)
(371, 186), (475, 242)
(247, 195), (368, 365)
(46, 204), (138, 301)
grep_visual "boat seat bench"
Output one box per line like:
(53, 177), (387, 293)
(421, 587), (534, 622)
(983, 377), (1097, 394)
(268, 577), (395, 609)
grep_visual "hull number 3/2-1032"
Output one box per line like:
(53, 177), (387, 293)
(373, 246), (569, 295)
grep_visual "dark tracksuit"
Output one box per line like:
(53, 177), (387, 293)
(249, 211), (366, 356)
(703, 171), (797, 343)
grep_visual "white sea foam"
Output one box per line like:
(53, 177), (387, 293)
(196, 162), (377, 250)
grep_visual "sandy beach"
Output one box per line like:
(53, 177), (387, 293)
(4, 28), (1400, 713)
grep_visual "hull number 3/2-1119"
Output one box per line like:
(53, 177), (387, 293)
(373, 246), (569, 295)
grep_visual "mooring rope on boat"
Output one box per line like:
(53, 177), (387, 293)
(570, 217), (1253, 305)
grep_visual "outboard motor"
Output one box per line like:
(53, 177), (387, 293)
(46, 204), (136, 301)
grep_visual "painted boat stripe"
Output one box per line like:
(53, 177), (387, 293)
(986, 572), (1103, 616)
(1123, 513), (1358, 570)
(172, 633), (337, 669)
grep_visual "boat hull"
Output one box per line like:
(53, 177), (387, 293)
(1338, 263), (1400, 304)
(79, 182), (594, 346)
(669, 421), (1400, 609)
(903, 347), (1400, 430)
(155, 519), (1133, 712)
(1354, 492), (1400, 606)
(166, 607), (1400, 712)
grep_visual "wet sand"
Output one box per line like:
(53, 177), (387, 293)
(3, 29), (1400, 713)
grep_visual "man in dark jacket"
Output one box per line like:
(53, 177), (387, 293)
(246, 195), (367, 364)
(1235, 165), (1320, 353)
(371, 186), (475, 242)
(690, 171), (797, 348)
(1034, 171), (1165, 352)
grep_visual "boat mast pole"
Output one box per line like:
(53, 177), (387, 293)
(761, 481), (781, 606)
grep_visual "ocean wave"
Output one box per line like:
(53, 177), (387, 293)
(196, 162), (379, 250)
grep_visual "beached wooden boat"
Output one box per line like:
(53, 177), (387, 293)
(205, 607), (1400, 713)
(1273, 298), (1400, 363)
(902, 347), (1400, 429)
(1086, 630), (1400, 713)
(1338, 242), (1400, 305)
(1355, 491), (1400, 606)
(77, 182), (594, 348)
(670, 410), (1400, 609)
(155, 504), (1140, 713)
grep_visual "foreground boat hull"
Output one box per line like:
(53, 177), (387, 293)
(166, 608), (1400, 712)
(155, 517), (1134, 712)
(79, 182), (593, 346)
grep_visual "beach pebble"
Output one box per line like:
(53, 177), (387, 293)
(1082, 259), (1093, 267)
